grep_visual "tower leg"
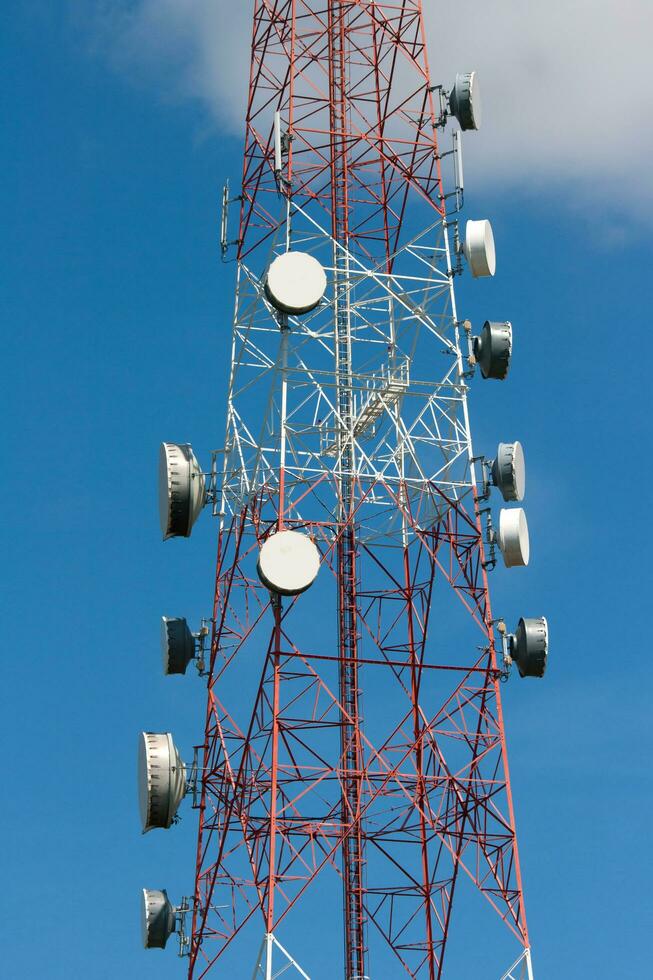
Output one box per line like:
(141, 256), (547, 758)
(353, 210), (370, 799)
(500, 948), (534, 980)
(252, 933), (312, 980)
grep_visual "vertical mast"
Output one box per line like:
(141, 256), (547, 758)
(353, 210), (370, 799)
(328, 6), (366, 977)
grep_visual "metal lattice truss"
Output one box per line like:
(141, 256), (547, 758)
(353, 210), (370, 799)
(187, 2), (534, 978)
(221, 202), (473, 545)
(188, 498), (528, 979)
(254, 933), (312, 980)
(239, 1), (442, 263)
(500, 949), (534, 980)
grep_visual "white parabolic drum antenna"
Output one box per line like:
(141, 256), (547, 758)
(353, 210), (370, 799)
(497, 508), (530, 568)
(257, 530), (321, 596)
(464, 219), (496, 278)
(158, 442), (206, 540)
(138, 732), (187, 833)
(142, 888), (176, 949)
(265, 251), (327, 315)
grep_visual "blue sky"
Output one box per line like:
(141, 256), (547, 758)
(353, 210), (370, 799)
(2, 3), (652, 978)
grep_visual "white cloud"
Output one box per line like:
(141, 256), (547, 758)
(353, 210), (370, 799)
(91, 1), (653, 219)
(427, 1), (653, 216)
(88, 0), (251, 123)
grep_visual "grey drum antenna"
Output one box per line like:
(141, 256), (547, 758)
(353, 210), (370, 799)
(498, 617), (549, 678)
(449, 72), (481, 130)
(430, 71), (482, 131)
(141, 890), (192, 955)
(160, 616), (211, 676)
(472, 321), (513, 380)
(476, 442), (526, 502)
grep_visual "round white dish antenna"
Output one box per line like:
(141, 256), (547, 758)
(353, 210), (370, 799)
(449, 71), (481, 131)
(141, 888), (176, 949)
(464, 220), (496, 278)
(161, 616), (195, 675)
(492, 442), (526, 502)
(257, 530), (321, 596)
(265, 251), (327, 315)
(510, 617), (548, 678)
(473, 321), (512, 380)
(138, 732), (187, 833)
(159, 443), (206, 540)
(497, 508), (530, 568)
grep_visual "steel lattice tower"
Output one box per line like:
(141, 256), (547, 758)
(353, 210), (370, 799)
(145, 4), (547, 979)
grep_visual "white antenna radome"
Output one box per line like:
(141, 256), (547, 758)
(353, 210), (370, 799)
(257, 530), (321, 596)
(265, 251), (327, 315)
(497, 508), (530, 568)
(464, 219), (496, 278)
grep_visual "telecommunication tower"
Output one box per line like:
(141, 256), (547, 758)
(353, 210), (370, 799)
(140, 4), (549, 979)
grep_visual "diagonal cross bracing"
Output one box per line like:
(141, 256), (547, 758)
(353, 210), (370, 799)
(188, 4), (532, 979)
